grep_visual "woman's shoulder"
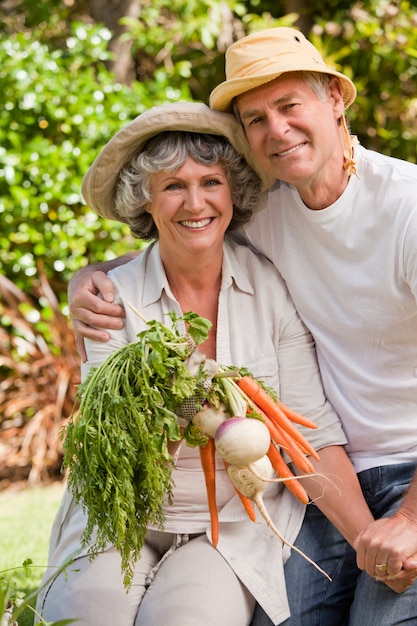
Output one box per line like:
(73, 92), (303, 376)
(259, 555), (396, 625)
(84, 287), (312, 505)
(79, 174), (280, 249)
(108, 243), (154, 279)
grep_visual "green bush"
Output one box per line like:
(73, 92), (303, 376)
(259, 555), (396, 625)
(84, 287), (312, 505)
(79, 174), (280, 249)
(0, 21), (183, 303)
(311, 0), (417, 160)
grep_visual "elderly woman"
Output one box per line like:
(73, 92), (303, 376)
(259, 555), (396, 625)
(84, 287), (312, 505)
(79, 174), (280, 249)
(35, 102), (349, 626)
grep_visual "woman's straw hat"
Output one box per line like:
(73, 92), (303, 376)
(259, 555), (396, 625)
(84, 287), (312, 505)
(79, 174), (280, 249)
(210, 27), (356, 112)
(81, 101), (273, 222)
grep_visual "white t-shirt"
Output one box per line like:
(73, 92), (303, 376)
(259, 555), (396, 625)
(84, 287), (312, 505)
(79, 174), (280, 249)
(243, 144), (417, 473)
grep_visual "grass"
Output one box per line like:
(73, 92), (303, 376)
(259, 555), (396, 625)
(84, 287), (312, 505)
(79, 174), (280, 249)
(0, 481), (66, 626)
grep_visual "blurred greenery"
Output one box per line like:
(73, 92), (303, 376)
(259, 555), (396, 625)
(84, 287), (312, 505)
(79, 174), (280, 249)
(0, 483), (67, 625)
(311, 1), (417, 158)
(0, 21), (162, 300)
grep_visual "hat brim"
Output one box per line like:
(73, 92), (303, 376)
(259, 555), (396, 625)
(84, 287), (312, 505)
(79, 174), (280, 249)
(210, 68), (357, 113)
(82, 101), (274, 222)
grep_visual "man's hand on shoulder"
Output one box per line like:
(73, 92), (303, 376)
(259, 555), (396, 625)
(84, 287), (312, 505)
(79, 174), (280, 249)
(68, 265), (126, 360)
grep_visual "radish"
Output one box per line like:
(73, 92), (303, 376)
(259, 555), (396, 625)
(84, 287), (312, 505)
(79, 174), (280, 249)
(227, 457), (331, 580)
(214, 417), (271, 465)
(192, 403), (228, 438)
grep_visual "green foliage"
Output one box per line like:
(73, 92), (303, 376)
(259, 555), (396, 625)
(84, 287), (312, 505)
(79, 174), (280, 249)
(121, 0), (241, 103)
(0, 484), (72, 625)
(1, 561), (76, 626)
(0, 0), (71, 32)
(0, 21), (173, 302)
(63, 311), (212, 588)
(311, 0), (417, 160)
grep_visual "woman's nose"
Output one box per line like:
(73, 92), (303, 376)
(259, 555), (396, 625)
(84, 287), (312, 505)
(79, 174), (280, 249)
(184, 187), (205, 212)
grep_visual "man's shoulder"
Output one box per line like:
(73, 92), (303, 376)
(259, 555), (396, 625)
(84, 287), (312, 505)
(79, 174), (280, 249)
(357, 144), (417, 179)
(248, 181), (287, 221)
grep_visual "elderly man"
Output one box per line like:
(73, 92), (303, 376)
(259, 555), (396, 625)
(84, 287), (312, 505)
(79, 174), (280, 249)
(209, 26), (417, 626)
(68, 27), (417, 626)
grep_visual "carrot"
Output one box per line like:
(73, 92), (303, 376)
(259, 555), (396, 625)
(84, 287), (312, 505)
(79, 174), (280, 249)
(267, 443), (309, 504)
(279, 401), (318, 429)
(236, 490), (257, 522)
(199, 437), (219, 547)
(273, 407), (320, 461)
(223, 460), (257, 522)
(238, 376), (320, 461)
(269, 421), (316, 473)
(247, 404), (317, 473)
(266, 417), (315, 474)
(271, 423), (315, 473)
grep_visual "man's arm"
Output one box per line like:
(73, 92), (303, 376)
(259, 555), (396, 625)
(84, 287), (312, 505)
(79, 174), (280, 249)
(68, 252), (138, 360)
(299, 445), (374, 547)
(302, 446), (417, 593)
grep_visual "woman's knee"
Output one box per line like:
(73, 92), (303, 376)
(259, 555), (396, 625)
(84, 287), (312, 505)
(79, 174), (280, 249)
(136, 536), (255, 626)
(39, 547), (156, 625)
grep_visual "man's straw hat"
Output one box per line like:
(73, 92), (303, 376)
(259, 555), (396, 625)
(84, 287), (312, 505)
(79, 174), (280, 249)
(81, 101), (273, 222)
(210, 27), (356, 112)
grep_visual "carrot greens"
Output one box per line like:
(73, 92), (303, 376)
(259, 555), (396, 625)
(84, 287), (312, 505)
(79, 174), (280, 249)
(63, 311), (212, 588)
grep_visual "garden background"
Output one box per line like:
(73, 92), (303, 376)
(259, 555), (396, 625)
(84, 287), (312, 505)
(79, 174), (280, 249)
(2, 0), (417, 487)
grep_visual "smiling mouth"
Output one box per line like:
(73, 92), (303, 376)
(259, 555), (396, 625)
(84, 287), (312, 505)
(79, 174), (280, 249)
(276, 143), (306, 158)
(180, 218), (213, 229)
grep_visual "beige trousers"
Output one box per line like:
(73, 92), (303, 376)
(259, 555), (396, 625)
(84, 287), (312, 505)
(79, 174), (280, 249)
(37, 531), (255, 626)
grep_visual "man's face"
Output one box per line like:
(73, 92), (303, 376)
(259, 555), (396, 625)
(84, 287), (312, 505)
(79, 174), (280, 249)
(235, 72), (345, 187)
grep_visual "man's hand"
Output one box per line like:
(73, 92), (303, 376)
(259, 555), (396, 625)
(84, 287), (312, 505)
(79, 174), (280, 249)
(383, 561), (417, 593)
(68, 268), (125, 361)
(354, 510), (417, 593)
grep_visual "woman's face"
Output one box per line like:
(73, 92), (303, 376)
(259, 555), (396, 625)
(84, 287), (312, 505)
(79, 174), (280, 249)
(148, 156), (233, 255)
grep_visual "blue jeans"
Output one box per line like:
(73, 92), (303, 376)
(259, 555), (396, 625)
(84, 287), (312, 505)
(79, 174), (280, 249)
(251, 461), (417, 626)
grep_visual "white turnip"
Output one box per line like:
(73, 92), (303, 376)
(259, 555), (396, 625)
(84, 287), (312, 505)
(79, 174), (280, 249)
(192, 403), (228, 438)
(214, 416), (271, 465)
(227, 457), (331, 580)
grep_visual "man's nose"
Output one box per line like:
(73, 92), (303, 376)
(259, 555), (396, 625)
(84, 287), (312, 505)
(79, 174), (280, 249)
(267, 113), (290, 140)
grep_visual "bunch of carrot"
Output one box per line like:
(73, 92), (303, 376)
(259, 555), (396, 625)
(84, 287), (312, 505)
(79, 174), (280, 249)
(194, 372), (331, 578)
(196, 374), (322, 561)
(239, 375), (319, 501)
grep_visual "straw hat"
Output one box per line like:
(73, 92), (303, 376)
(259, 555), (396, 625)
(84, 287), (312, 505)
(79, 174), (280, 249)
(81, 101), (273, 222)
(210, 27), (356, 112)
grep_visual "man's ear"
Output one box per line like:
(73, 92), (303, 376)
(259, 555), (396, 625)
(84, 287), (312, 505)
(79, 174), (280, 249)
(328, 77), (345, 117)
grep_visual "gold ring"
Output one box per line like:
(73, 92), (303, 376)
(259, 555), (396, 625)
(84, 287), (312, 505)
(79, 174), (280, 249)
(375, 563), (387, 572)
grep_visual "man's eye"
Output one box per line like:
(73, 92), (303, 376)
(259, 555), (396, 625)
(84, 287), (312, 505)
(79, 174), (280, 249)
(283, 102), (298, 111)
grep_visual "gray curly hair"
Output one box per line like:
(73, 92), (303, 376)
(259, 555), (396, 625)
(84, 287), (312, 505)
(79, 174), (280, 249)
(114, 131), (261, 240)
